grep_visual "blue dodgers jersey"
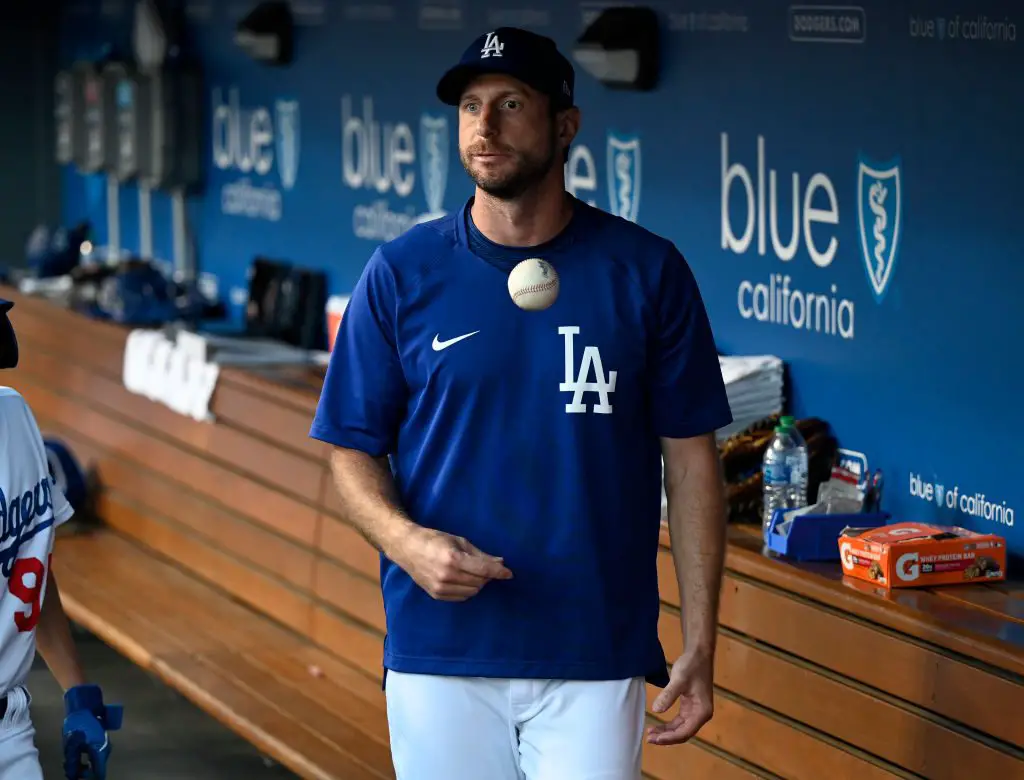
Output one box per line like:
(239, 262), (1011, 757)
(310, 198), (732, 686)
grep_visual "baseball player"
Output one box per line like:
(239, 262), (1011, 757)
(311, 27), (732, 779)
(0, 298), (122, 779)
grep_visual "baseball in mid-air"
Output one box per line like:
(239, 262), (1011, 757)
(507, 258), (559, 311)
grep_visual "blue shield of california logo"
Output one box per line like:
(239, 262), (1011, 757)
(856, 154), (902, 303)
(274, 99), (301, 192)
(419, 114), (450, 220)
(606, 133), (642, 223)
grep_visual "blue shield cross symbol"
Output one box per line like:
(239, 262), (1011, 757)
(606, 134), (642, 223)
(274, 99), (300, 192)
(419, 114), (450, 219)
(856, 154), (902, 303)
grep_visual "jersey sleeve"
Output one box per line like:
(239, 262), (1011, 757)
(11, 393), (76, 527)
(309, 249), (408, 457)
(649, 246), (734, 439)
(50, 478), (75, 527)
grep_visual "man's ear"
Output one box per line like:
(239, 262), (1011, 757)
(558, 106), (581, 153)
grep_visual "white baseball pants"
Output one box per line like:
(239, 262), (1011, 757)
(0, 687), (42, 780)
(385, 671), (646, 780)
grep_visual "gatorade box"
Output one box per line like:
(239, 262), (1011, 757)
(839, 522), (1006, 588)
(326, 295), (350, 352)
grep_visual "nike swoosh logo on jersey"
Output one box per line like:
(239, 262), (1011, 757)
(432, 331), (480, 351)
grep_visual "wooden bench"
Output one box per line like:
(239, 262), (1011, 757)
(4, 287), (1023, 779)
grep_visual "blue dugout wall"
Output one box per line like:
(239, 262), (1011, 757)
(57, 0), (1024, 561)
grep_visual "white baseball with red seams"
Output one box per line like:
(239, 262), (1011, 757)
(507, 258), (559, 311)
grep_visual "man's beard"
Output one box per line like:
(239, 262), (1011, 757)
(460, 132), (558, 200)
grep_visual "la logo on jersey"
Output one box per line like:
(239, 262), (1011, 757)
(0, 477), (55, 578)
(559, 326), (617, 414)
(480, 32), (504, 58)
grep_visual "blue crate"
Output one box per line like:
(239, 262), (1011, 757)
(763, 507), (891, 562)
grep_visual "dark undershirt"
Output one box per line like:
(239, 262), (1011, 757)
(465, 198), (580, 272)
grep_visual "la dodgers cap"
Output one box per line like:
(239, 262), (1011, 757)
(436, 27), (575, 110)
(0, 299), (12, 314)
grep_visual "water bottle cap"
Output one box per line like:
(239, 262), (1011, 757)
(776, 415), (796, 432)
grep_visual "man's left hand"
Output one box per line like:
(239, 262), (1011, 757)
(646, 651), (714, 745)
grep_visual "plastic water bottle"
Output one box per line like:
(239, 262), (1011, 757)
(762, 416), (809, 532)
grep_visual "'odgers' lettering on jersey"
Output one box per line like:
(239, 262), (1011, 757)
(0, 477), (55, 578)
(559, 326), (617, 414)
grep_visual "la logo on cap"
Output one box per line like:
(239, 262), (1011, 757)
(480, 31), (504, 58)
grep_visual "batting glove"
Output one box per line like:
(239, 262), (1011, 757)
(62, 684), (124, 780)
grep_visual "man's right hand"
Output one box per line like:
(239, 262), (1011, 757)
(393, 528), (513, 601)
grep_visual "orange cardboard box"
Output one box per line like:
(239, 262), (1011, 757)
(325, 295), (349, 352)
(838, 522), (1006, 588)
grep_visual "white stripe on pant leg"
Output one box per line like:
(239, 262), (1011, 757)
(385, 671), (523, 780)
(517, 677), (646, 780)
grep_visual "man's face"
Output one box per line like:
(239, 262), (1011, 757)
(458, 74), (559, 200)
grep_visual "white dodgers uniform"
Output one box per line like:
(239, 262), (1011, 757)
(0, 387), (74, 778)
